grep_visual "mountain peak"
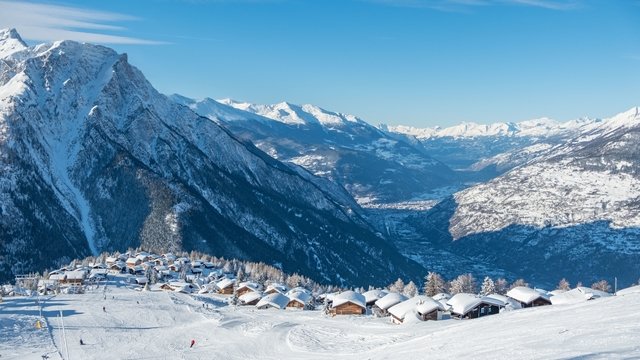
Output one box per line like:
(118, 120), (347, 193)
(0, 28), (28, 58)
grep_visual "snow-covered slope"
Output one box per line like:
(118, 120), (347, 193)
(0, 29), (27, 58)
(172, 95), (455, 203)
(2, 281), (640, 359)
(384, 117), (600, 171)
(413, 107), (640, 285)
(0, 29), (421, 285)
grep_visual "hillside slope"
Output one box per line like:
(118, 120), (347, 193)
(0, 29), (420, 285)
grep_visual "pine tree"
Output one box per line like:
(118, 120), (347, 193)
(403, 281), (418, 297)
(480, 276), (495, 296)
(556, 278), (571, 291)
(423, 272), (446, 296)
(388, 278), (405, 293)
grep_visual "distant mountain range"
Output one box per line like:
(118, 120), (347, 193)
(0, 29), (420, 285)
(2, 27), (638, 288)
(170, 95), (455, 204)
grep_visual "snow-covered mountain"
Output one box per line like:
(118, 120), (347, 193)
(171, 95), (455, 203)
(384, 117), (600, 171)
(0, 29), (421, 285)
(387, 117), (598, 139)
(415, 107), (640, 285)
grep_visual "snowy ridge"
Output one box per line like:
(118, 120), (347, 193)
(218, 98), (365, 127)
(0, 28), (27, 58)
(173, 94), (454, 203)
(387, 116), (599, 139)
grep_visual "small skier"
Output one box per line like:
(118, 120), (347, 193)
(190, 339), (196, 348)
(80, 339), (84, 346)
(102, 306), (106, 312)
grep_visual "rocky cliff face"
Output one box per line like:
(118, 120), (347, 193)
(0, 29), (421, 285)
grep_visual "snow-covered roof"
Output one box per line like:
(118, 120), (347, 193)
(237, 281), (262, 292)
(49, 274), (66, 281)
(106, 257), (118, 263)
(447, 294), (479, 315)
(506, 286), (550, 305)
(239, 291), (263, 305)
(363, 289), (388, 304)
(256, 293), (290, 309)
(374, 292), (408, 311)
(332, 291), (366, 309)
(549, 289), (567, 296)
(265, 283), (288, 294)
(126, 257), (138, 264)
(65, 270), (86, 280)
(432, 293), (451, 301)
(287, 289), (312, 305)
(388, 296), (443, 320)
(216, 278), (236, 290)
(485, 294), (522, 310)
(550, 287), (611, 305)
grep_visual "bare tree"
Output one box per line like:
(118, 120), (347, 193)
(423, 272), (446, 296)
(556, 278), (571, 291)
(591, 280), (611, 292)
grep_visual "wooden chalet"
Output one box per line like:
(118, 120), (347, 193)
(373, 293), (407, 317)
(506, 287), (552, 308)
(239, 291), (263, 306)
(235, 281), (261, 296)
(363, 289), (388, 307)
(447, 293), (503, 319)
(256, 293), (289, 310)
(264, 283), (288, 295)
(388, 296), (444, 324)
(331, 291), (366, 315)
(216, 278), (236, 295)
(286, 289), (312, 309)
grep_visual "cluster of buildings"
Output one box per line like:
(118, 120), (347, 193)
(37, 251), (613, 324)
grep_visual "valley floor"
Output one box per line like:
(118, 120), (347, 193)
(1, 280), (640, 359)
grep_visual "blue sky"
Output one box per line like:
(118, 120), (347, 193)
(1, 0), (639, 127)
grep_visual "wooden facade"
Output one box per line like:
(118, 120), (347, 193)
(523, 298), (552, 308)
(236, 287), (254, 297)
(331, 302), (365, 315)
(287, 300), (305, 309)
(463, 303), (500, 319)
(218, 285), (234, 295)
(417, 309), (439, 321)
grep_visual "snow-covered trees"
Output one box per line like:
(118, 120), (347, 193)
(557, 278), (571, 291)
(403, 281), (418, 297)
(423, 272), (446, 296)
(480, 276), (495, 296)
(389, 278), (405, 294)
(591, 280), (611, 292)
(449, 273), (477, 295)
(494, 278), (509, 295)
(510, 278), (528, 290)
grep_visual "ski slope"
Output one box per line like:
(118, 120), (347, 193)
(1, 281), (640, 359)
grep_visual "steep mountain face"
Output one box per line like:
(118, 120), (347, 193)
(416, 108), (640, 286)
(171, 96), (455, 204)
(385, 117), (599, 171)
(0, 29), (421, 285)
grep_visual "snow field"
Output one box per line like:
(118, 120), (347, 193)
(2, 283), (640, 359)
